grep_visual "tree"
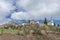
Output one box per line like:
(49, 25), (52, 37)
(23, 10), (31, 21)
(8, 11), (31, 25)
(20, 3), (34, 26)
(44, 18), (47, 25)
(4, 26), (9, 29)
(58, 24), (59, 27)
(10, 26), (16, 30)
(54, 23), (56, 26)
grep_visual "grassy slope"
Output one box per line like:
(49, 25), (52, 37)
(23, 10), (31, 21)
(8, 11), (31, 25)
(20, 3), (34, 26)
(0, 29), (19, 34)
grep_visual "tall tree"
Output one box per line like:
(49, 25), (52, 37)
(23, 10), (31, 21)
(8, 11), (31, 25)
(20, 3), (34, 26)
(54, 23), (56, 26)
(44, 18), (47, 25)
(57, 24), (59, 27)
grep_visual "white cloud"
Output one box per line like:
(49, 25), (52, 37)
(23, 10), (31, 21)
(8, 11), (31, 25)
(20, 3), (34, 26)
(0, 0), (15, 24)
(0, 17), (11, 25)
(0, 1), (15, 17)
(0, 0), (60, 24)
(16, 0), (60, 19)
(16, 0), (30, 8)
(11, 12), (31, 20)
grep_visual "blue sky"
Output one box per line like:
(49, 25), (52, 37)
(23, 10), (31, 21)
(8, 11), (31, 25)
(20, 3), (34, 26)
(0, 0), (60, 24)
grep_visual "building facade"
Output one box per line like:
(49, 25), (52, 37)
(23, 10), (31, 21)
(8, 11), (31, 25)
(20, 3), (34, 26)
(48, 17), (54, 26)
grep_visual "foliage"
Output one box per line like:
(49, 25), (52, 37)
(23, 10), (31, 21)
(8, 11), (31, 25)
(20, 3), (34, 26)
(57, 24), (59, 27)
(10, 26), (16, 30)
(44, 18), (47, 25)
(4, 26), (9, 29)
(54, 23), (56, 26)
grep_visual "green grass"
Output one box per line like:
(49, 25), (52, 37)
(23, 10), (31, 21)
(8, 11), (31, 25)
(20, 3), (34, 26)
(0, 29), (19, 34)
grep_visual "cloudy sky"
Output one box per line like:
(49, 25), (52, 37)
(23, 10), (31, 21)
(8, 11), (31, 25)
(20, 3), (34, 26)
(0, 0), (60, 24)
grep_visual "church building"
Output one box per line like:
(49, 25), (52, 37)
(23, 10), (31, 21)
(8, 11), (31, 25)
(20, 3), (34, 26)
(48, 17), (54, 26)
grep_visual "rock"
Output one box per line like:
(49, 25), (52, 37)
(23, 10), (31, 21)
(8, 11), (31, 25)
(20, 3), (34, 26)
(40, 30), (47, 35)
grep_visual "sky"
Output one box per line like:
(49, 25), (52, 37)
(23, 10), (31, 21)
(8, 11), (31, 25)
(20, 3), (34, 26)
(0, 0), (60, 24)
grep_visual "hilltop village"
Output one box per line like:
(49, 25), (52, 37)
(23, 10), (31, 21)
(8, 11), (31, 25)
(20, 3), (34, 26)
(0, 17), (60, 40)
(0, 17), (60, 33)
(2, 17), (59, 27)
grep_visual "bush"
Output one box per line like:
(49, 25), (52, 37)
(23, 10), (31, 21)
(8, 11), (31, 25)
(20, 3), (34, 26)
(10, 26), (16, 30)
(40, 30), (47, 35)
(16, 31), (20, 35)
(18, 30), (25, 35)
(29, 30), (34, 34)
(0, 29), (4, 35)
(4, 26), (9, 29)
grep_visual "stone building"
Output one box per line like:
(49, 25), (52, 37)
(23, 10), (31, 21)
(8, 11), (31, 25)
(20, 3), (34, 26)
(28, 19), (35, 25)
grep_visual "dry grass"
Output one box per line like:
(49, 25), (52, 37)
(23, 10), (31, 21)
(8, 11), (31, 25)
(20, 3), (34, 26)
(0, 33), (60, 40)
(0, 23), (60, 40)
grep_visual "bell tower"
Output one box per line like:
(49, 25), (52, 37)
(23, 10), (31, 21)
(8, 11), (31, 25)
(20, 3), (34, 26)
(48, 17), (54, 26)
(51, 17), (54, 26)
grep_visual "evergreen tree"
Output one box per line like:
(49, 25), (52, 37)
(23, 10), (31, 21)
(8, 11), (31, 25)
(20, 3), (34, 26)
(54, 23), (56, 26)
(44, 18), (47, 25)
(58, 24), (59, 27)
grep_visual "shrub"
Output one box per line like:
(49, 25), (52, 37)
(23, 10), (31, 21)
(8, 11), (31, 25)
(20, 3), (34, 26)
(16, 30), (20, 35)
(10, 26), (16, 30)
(40, 30), (47, 35)
(0, 29), (4, 35)
(29, 30), (34, 34)
(19, 30), (25, 35)
(4, 26), (9, 29)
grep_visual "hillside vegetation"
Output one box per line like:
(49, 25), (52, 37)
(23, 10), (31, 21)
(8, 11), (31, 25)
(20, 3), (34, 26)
(0, 22), (60, 40)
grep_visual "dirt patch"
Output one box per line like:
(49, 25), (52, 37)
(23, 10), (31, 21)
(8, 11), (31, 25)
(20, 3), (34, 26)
(0, 33), (60, 40)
